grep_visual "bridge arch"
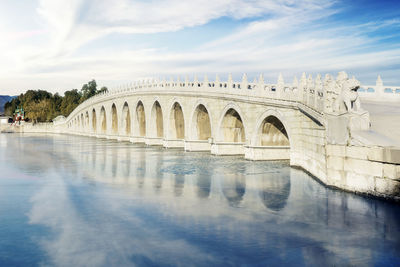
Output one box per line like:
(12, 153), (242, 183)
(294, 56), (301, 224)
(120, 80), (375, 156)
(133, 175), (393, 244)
(121, 102), (131, 136)
(189, 102), (212, 140)
(92, 108), (97, 133)
(111, 104), (118, 135)
(252, 109), (291, 147)
(100, 106), (107, 134)
(80, 113), (84, 129)
(135, 100), (146, 137)
(217, 103), (246, 143)
(168, 101), (185, 139)
(150, 100), (164, 138)
(85, 111), (89, 130)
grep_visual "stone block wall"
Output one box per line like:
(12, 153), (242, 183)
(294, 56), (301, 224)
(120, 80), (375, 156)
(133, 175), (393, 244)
(326, 144), (400, 200)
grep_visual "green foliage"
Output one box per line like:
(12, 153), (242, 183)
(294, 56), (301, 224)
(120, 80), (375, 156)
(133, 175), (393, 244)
(3, 80), (107, 122)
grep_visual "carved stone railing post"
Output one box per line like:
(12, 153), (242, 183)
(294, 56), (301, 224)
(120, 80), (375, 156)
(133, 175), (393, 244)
(256, 74), (265, 97)
(315, 74), (323, 112)
(226, 73), (232, 91)
(241, 73), (248, 92)
(276, 73), (284, 99)
(299, 72), (307, 103)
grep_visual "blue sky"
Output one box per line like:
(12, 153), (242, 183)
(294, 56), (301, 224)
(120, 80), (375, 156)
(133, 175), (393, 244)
(0, 0), (399, 94)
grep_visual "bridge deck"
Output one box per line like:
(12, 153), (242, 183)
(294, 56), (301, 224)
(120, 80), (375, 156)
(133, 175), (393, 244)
(356, 101), (400, 147)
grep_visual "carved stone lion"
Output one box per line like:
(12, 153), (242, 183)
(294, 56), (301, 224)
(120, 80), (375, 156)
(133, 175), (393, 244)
(341, 76), (362, 112)
(325, 71), (363, 114)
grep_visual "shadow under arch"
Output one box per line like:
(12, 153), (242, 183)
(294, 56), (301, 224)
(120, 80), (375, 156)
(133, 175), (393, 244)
(191, 104), (211, 140)
(259, 164), (291, 211)
(80, 113), (84, 128)
(219, 108), (245, 142)
(111, 104), (118, 135)
(121, 102), (131, 136)
(136, 101), (146, 137)
(169, 102), (185, 139)
(100, 106), (107, 134)
(92, 108), (97, 133)
(150, 101), (164, 138)
(251, 109), (292, 147)
(85, 111), (89, 130)
(257, 116), (289, 146)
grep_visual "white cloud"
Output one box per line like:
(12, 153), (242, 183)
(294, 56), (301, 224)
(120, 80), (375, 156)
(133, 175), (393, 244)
(0, 0), (399, 95)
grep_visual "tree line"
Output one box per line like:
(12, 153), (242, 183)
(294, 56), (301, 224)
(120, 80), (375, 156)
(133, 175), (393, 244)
(4, 80), (107, 123)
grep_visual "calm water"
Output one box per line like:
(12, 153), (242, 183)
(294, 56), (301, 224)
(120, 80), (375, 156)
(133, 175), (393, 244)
(0, 134), (399, 266)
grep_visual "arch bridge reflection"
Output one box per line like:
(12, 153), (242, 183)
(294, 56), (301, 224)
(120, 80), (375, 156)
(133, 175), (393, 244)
(70, 139), (292, 212)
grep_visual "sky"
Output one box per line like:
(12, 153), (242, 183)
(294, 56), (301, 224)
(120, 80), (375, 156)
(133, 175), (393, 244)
(0, 0), (399, 95)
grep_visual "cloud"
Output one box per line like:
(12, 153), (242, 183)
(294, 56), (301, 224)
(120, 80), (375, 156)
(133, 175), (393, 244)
(0, 0), (399, 95)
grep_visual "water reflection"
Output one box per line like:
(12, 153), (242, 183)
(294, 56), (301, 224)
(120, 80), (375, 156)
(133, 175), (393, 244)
(153, 153), (163, 192)
(1, 134), (400, 266)
(136, 150), (146, 188)
(174, 174), (185, 197)
(221, 172), (246, 206)
(258, 165), (290, 211)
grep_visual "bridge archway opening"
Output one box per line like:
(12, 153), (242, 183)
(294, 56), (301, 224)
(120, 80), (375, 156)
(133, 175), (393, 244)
(81, 113), (84, 128)
(92, 109), (97, 133)
(192, 104), (211, 140)
(257, 116), (289, 146)
(170, 102), (185, 139)
(100, 106), (107, 134)
(136, 101), (146, 136)
(122, 102), (131, 136)
(111, 104), (118, 134)
(221, 108), (245, 142)
(151, 101), (163, 138)
(85, 112), (89, 130)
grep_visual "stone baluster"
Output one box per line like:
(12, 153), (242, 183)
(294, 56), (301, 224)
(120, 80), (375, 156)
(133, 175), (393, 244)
(184, 75), (189, 90)
(376, 75), (383, 97)
(276, 73), (284, 99)
(314, 74), (322, 111)
(257, 74), (265, 97)
(299, 72), (307, 103)
(291, 76), (299, 102)
(214, 74), (220, 91)
(307, 74), (314, 107)
(203, 74), (209, 90)
(241, 73), (248, 92)
(228, 73), (233, 90)
(193, 75), (200, 90)
(161, 78), (166, 89)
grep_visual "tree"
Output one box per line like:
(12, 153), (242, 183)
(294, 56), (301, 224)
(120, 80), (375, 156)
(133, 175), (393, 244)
(2, 79), (108, 121)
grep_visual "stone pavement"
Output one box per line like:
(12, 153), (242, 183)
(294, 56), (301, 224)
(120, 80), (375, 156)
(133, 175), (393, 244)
(355, 101), (400, 147)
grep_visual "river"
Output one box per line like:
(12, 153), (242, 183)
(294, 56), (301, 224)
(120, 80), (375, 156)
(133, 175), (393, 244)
(0, 134), (399, 266)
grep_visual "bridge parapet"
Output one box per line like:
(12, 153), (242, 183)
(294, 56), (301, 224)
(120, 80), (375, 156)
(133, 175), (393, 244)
(67, 72), (332, 122)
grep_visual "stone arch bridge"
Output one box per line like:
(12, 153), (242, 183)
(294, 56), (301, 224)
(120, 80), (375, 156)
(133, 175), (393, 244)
(55, 72), (400, 199)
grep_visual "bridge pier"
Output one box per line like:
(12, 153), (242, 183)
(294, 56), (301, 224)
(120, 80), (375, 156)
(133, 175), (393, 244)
(163, 139), (184, 148)
(145, 137), (163, 146)
(184, 140), (211, 151)
(211, 142), (245, 155)
(244, 146), (290, 161)
(130, 136), (145, 143)
(117, 136), (130, 142)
